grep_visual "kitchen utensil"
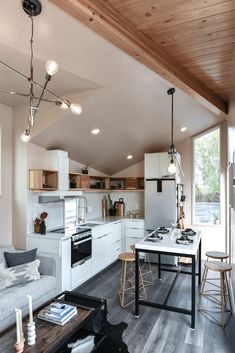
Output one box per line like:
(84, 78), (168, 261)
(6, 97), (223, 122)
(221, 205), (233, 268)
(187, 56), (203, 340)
(40, 212), (48, 220)
(116, 198), (125, 217)
(102, 196), (108, 218)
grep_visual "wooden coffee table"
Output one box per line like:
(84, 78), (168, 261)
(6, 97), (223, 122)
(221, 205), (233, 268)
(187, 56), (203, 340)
(0, 293), (94, 353)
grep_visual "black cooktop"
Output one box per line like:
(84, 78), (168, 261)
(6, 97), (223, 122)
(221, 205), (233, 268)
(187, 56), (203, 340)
(50, 226), (91, 234)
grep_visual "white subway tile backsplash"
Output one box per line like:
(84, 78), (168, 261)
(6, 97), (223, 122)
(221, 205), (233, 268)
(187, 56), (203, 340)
(27, 190), (144, 233)
(27, 191), (64, 233)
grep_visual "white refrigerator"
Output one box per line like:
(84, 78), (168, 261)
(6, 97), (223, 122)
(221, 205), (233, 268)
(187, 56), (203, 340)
(145, 178), (177, 265)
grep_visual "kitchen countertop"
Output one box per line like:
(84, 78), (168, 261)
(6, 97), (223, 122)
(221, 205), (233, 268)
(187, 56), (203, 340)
(136, 229), (202, 256)
(27, 216), (145, 240)
(88, 216), (144, 224)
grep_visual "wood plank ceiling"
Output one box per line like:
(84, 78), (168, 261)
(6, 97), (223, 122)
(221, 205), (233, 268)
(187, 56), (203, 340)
(105, 0), (235, 103)
(50, 0), (235, 117)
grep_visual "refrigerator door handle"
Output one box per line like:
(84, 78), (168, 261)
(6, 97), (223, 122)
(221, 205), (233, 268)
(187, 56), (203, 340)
(157, 180), (162, 192)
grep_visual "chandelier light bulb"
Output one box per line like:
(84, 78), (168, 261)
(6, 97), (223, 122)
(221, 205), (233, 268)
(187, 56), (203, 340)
(45, 60), (59, 76)
(168, 161), (177, 174)
(20, 130), (31, 143)
(70, 103), (82, 115)
(60, 101), (69, 110)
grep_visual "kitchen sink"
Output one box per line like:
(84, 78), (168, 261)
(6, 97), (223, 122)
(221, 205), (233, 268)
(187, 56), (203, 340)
(78, 222), (102, 228)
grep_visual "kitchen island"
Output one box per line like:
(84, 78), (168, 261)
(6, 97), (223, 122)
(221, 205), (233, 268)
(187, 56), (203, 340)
(135, 230), (202, 329)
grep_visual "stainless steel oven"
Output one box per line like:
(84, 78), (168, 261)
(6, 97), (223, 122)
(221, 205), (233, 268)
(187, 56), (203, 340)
(71, 229), (92, 268)
(49, 226), (92, 268)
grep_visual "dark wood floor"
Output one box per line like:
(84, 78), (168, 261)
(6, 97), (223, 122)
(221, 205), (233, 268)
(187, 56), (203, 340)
(75, 261), (233, 353)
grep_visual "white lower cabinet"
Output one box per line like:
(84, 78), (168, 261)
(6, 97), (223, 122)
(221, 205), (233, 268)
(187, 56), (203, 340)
(92, 225), (111, 276)
(71, 258), (92, 289)
(125, 220), (145, 257)
(110, 221), (123, 260)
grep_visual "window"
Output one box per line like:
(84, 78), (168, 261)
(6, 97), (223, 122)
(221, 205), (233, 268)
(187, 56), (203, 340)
(193, 127), (221, 225)
(64, 199), (77, 226)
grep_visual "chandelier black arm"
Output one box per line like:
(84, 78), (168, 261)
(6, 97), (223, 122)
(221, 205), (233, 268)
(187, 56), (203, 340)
(0, 60), (29, 81)
(35, 74), (50, 109)
(0, 88), (29, 97)
(0, 87), (62, 106)
(0, 60), (70, 105)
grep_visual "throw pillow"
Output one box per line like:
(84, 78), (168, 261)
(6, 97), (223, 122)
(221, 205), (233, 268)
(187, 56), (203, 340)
(0, 259), (40, 291)
(4, 248), (37, 267)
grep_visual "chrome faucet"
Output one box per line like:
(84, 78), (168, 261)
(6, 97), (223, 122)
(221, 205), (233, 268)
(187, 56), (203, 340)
(76, 196), (88, 224)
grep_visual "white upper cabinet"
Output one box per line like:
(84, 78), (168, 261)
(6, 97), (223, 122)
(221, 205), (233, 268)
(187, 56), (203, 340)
(46, 150), (69, 190)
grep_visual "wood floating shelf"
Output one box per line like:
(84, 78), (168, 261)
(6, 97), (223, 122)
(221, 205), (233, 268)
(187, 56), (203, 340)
(29, 170), (144, 192)
(69, 173), (144, 192)
(29, 169), (58, 191)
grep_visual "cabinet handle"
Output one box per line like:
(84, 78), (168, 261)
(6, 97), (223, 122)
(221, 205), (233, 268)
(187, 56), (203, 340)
(128, 227), (143, 230)
(114, 240), (120, 243)
(96, 233), (109, 239)
(78, 261), (85, 265)
(116, 248), (120, 251)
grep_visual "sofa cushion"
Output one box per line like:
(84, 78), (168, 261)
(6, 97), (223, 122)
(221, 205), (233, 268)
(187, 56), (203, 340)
(0, 246), (15, 268)
(0, 259), (40, 290)
(4, 248), (37, 267)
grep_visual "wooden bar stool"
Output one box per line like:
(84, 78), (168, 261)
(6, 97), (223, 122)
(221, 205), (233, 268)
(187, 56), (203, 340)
(202, 251), (229, 283)
(206, 251), (229, 262)
(118, 252), (146, 308)
(199, 261), (232, 327)
(130, 244), (154, 287)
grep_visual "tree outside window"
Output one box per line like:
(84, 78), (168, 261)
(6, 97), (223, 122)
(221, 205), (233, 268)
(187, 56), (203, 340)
(193, 128), (220, 225)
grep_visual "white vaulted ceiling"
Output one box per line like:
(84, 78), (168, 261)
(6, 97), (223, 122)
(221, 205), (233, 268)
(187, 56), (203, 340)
(0, 0), (221, 174)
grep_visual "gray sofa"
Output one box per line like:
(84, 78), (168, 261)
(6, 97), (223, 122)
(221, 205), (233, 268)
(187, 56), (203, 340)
(0, 246), (61, 333)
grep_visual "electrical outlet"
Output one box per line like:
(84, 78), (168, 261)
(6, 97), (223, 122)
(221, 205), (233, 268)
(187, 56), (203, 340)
(88, 206), (92, 213)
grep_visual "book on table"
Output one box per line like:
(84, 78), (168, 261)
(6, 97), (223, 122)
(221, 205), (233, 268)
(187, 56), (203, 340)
(37, 302), (78, 326)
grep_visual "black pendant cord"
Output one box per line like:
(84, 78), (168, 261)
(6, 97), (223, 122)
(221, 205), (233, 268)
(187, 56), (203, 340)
(29, 15), (34, 128)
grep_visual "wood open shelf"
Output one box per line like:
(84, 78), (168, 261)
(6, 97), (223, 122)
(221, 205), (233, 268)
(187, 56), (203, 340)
(29, 170), (144, 192)
(29, 170), (58, 191)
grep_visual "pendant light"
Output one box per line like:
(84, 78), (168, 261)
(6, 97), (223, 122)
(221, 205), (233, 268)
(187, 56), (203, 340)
(167, 88), (177, 174)
(167, 88), (185, 177)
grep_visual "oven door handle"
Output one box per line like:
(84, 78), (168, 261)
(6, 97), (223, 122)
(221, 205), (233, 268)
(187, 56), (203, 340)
(72, 237), (92, 246)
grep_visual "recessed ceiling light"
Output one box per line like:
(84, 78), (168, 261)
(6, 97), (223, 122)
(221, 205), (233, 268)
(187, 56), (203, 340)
(180, 126), (187, 132)
(91, 129), (100, 135)
(127, 154), (133, 160)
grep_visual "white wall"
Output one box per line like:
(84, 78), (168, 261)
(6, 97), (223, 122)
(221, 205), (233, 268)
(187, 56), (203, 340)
(111, 161), (144, 177)
(0, 103), (13, 246)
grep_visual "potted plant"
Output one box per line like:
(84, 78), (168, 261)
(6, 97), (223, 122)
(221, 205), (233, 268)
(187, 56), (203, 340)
(208, 209), (219, 225)
(108, 194), (116, 216)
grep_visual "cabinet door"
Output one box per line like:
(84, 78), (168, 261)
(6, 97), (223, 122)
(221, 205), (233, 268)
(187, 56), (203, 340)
(71, 258), (92, 289)
(111, 221), (123, 242)
(92, 237), (104, 275)
(144, 153), (159, 179)
(92, 233), (111, 274)
(112, 239), (122, 260)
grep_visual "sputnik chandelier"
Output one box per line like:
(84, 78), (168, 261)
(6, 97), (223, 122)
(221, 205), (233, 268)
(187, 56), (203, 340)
(0, 0), (82, 142)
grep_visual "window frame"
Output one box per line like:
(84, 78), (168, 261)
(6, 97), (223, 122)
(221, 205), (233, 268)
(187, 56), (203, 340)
(192, 124), (222, 226)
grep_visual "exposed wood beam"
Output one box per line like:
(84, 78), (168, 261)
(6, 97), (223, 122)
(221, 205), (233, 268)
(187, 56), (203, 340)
(49, 0), (228, 118)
